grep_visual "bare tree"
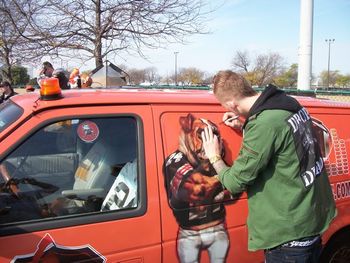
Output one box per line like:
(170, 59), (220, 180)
(232, 50), (250, 73)
(335, 74), (350, 88)
(232, 50), (285, 86)
(144, 67), (160, 84)
(274, 63), (298, 88)
(0, 0), (44, 82)
(14, 0), (210, 68)
(178, 67), (205, 85)
(128, 68), (146, 85)
(319, 70), (340, 88)
(202, 72), (215, 85)
(254, 53), (284, 86)
(161, 74), (173, 85)
(126, 66), (160, 85)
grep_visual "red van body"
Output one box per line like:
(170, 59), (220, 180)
(0, 88), (349, 263)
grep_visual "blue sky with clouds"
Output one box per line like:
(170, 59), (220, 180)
(58, 0), (349, 77)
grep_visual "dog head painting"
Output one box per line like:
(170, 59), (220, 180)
(178, 113), (224, 175)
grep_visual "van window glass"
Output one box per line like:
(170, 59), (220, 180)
(312, 118), (332, 159)
(0, 101), (23, 133)
(0, 117), (138, 225)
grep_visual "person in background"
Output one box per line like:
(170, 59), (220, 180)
(80, 73), (93, 88)
(201, 70), (336, 263)
(69, 68), (82, 89)
(0, 81), (18, 104)
(52, 68), (70, 90)
(38, 61), (54, 78)
(37, 61), (55, 87)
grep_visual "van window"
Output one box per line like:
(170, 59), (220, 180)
(0, 101), (23, 133)
(0, 117), (138, 225)
(312, 118), (332, 159)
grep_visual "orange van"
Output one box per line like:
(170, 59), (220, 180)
(0, 87), (349, 262)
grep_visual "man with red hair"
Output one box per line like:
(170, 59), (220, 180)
(202, 70), (336, 263)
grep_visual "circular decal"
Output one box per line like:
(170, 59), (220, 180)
(77, 120), (100, 143)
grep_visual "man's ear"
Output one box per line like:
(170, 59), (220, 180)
(227, 99), (236, 107)
(221, 99), (236, 111)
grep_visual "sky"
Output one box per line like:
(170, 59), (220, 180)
(41, 0), (350, 78)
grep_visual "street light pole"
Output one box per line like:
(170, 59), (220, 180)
(325, 39), (335, 89)
(174, 51), (179, 86)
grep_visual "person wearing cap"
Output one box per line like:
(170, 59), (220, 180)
(0, 81), (18, 104)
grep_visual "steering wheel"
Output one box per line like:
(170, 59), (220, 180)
(0, 161), (60, 218)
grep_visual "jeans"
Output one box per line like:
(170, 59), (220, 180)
(177, 223), (229, 263)
(264, 236), (322, 263)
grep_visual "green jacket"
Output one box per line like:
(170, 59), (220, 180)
(219, 86), (336, 251)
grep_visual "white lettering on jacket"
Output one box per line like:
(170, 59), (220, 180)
(287, 108), (311, 133)
(302, 157), (324, 187)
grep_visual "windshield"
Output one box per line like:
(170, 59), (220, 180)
(0, 101), (23, 133)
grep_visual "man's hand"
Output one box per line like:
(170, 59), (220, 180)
(222, 112), (243, 129)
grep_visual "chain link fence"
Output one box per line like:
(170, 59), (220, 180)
(277, 88), (350, 103)
(315, 93), (350, 103)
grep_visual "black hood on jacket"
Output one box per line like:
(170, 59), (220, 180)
(243, 84), (302, 128)
(250, 84), (302, 115)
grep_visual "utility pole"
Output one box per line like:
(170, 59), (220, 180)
(297, 0), (314, 90)
(325, 39), (335, 89)
(174, 51), (179, 86)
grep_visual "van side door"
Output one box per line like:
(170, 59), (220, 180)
(153, 105), (264, 263)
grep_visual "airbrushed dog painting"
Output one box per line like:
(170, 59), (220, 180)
(163, 113), (237, 263)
